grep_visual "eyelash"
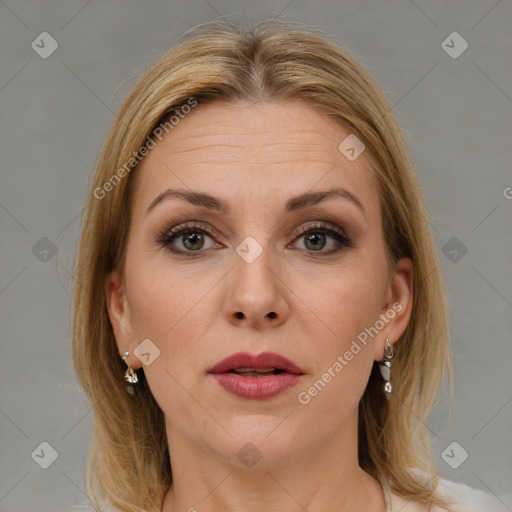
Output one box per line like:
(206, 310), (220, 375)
(155, 220), (353, 256)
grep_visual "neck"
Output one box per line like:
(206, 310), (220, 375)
(161, 413), (385, 512)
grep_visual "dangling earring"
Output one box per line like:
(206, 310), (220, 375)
(122, 349), (138, 384)
(379, 337), (394, 399)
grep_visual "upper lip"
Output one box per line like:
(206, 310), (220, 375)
(209, 351), (305, 375)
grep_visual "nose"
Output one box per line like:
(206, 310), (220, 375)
(222, 242), (290, 331)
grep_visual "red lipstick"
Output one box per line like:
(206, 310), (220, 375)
(209, 351), (304, 399)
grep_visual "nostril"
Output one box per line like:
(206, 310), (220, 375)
(267, 312), (277, 319)
(235, 312), (245, 319)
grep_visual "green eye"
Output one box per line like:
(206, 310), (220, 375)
(157, 221), (352, 256)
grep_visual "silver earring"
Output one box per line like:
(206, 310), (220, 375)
(379, 337), (394, 399)
(122, 349), (138, 384)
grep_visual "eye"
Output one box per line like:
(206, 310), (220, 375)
(290, 222), (353, 255)
(156, 221), (220, 255)
(155, 220), (353, 256)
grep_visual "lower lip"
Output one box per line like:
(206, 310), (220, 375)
(210, 372), (303, 399)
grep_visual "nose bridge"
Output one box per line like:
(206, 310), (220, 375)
(224, 233), (289, 329)
(233, 234), (276, 300)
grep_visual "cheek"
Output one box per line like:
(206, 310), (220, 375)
(294, 262), (385, 342)
(126, 253), (210, 338)
(290, 266), (384, 401)
(125, 258), (218, 386)
(126, 265), (209, 416)
(294, 275), (379, 414)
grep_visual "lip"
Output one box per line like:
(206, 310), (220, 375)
(209, 351), (304, 375)
(209, 351), (305, 400)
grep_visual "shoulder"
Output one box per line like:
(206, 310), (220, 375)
(434, 476), (510, 512)
(391, 468), (511, 512)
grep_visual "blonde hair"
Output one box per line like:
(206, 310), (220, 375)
(72, 19), (454, 511)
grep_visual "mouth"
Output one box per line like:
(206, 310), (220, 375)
(208, 352), (305, 399)
(226, 368), (287, 377)
(209, 351), (305, 376)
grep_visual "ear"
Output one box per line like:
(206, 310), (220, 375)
(374, 257), (413, 361)
(105, 270), (142, 370)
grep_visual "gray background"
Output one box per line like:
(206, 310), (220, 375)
(1, 0), (511, 510)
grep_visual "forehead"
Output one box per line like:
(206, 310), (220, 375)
(131, 98), (379, 220)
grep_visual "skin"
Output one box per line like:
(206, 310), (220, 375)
(106, 98), (414, 512)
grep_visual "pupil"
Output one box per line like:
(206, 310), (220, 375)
(184, 232), (203, 250)
(305, 233), (325, 251)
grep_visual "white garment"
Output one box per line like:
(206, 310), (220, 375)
(436, 477), (511, 512)
(393, 468), (512, 512)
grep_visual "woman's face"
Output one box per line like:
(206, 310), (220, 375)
(106, 98), (413, 468)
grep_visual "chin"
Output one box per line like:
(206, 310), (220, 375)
(207, 421), (304, 469)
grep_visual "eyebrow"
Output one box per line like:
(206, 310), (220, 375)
(145, 187), (366, 219)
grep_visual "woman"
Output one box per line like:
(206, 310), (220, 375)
(72, 20), (504, 512)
